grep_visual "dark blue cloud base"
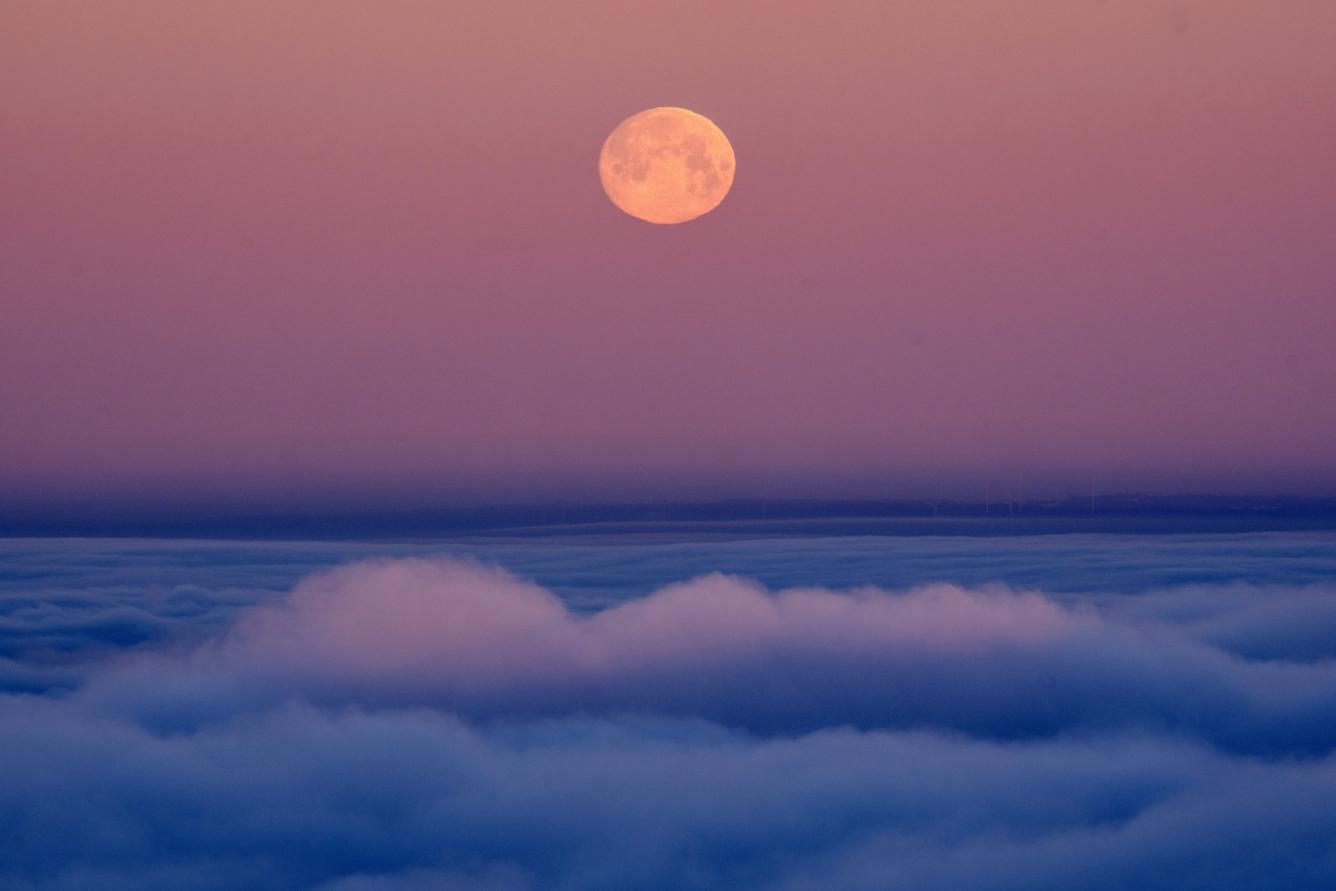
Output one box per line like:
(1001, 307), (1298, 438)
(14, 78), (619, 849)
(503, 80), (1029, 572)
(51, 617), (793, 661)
(3, 533), (1336, 889)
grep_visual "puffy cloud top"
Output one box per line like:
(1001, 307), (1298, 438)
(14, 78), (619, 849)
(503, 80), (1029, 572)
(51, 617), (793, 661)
(81, 558), (1336, 755)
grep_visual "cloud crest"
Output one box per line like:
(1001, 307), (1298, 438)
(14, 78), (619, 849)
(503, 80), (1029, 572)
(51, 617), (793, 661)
(73, 558), (1335, 755)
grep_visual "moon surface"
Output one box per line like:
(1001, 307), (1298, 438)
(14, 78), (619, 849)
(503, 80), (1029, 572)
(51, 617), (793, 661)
(599, 107), (735, 224)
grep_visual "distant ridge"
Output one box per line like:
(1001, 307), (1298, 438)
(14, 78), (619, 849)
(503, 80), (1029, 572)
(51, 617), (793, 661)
(4, 494), (1336, 539)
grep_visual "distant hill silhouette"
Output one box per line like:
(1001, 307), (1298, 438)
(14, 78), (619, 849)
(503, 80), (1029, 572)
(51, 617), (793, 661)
(4, 494), (1336, 539)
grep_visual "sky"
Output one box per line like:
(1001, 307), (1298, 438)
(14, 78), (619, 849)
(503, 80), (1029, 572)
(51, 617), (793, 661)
(4, 532), (1336, 888)
(4, 1), (1336, 509)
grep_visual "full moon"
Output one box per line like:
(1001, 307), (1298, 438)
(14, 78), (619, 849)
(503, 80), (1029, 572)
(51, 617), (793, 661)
(599, 107), (736, 224)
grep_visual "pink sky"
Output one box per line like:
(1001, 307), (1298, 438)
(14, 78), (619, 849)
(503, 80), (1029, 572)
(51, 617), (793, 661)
(3, 1), (1335, 505)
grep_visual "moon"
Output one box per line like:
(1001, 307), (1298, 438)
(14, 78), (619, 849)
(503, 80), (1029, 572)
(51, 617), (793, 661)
(599, 107), (736, 225)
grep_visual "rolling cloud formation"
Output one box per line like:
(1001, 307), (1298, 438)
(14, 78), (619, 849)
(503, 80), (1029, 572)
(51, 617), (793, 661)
(2, 536), (1336, 889)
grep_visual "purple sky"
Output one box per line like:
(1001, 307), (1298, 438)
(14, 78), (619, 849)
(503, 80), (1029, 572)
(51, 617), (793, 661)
(3, 1), (1335, 507)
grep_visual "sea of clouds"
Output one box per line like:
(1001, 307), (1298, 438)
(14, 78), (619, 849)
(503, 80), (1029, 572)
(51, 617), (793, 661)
(2, 533), (1336, 889)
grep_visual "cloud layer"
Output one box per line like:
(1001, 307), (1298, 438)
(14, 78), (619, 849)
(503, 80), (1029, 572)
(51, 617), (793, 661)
(6, 700), (1336, 891)
(3, 535), (1336, 888)
(80, 558), (1336, 755)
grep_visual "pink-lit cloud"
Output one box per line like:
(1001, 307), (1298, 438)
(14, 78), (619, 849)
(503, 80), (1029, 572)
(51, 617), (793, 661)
(81, 558), (1336, 752)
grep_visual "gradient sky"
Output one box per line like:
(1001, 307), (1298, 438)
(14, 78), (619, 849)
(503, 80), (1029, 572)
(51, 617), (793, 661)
(4, 1), (1335, 508)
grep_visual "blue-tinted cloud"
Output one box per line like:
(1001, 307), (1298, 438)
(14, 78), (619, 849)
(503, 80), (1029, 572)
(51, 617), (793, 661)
(2, 699), (1335, 891)
(2, 535), (1336, 888)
